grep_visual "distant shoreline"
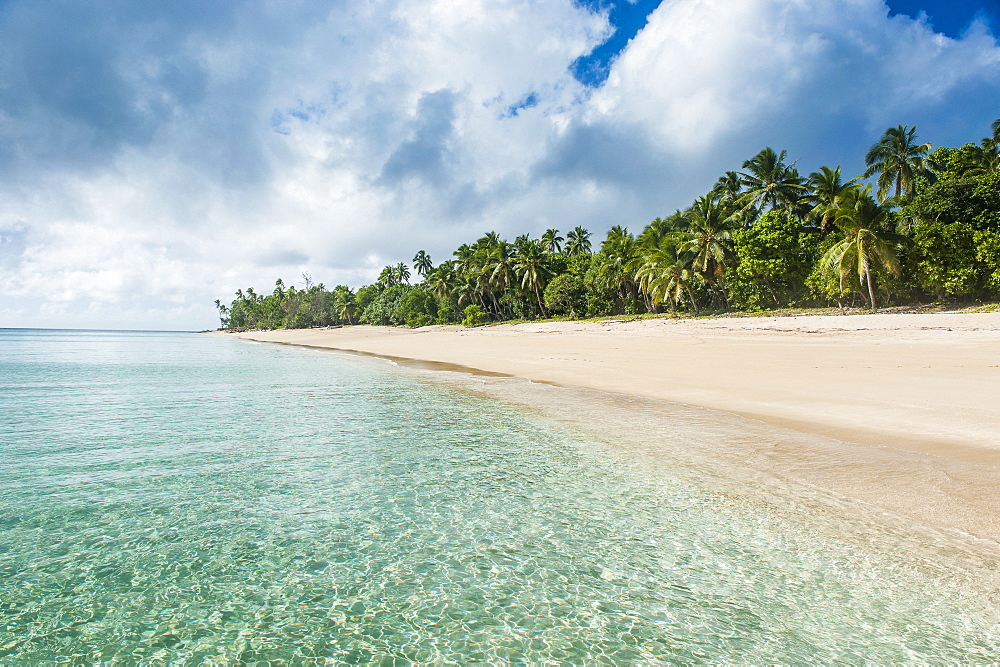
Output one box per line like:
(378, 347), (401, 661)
(229, 311), (1000, 543)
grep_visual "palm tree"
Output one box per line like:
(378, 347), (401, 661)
(377, 266), (396, 287)
(487, 240), (514, 286)
(739, 147), (806, 217)
(455, 273), (479, 309)
(958, 141), (1000, 177)
(863, 125), (932, 203)
(819, 187), (905, 308)
(334, 292), (356, 324)
(803, 165), (861, 233)
(712, 170), (743, 206)
(478, 231), (502, 251)
(564, 226), (592, 255)
(426, 261), (457, 301)
(513, 239), (551, 317)
(634, 243), (698, 314)
(485, 240), (517, 318)
(963, 118), (1000, 176)
(412, 250), (433, 278)
(541, 228), (564, 254)
(600, 225), (642, 311)
(677, 195), (740, 304)
(394, 262), (410, 285)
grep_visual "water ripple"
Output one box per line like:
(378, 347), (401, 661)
(0, 330), (997, 662)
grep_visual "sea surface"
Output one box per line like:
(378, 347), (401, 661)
(1, 328), (998, 662)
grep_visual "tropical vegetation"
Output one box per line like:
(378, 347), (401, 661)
(216, 120), (1000, 329)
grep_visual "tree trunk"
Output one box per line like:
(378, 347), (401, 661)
(764, 277), (780, 306)
(866, 270), (877, 309)
(685, 285), (699, 315)
(535, 285), (547, 318)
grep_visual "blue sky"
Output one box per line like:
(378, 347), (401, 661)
(573, 1), (1000, 85)
(887, 0), (999, 37)
(0, 0), (998, 329)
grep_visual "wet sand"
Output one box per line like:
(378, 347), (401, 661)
(229, 312), (1000, 543)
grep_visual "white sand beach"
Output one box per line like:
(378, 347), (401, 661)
(230, 312), (1000, 543)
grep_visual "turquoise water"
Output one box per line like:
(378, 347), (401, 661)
(1, 329), (997, 662)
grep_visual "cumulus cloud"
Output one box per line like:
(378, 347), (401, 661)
(0, 0), (998, 329)
(570, 0), (999, 174)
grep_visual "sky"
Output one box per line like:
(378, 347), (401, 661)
(1, 0), (998, 330)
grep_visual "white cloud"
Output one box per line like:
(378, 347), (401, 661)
(0, 0), (998, 329)
(591, 0), (1000, 152)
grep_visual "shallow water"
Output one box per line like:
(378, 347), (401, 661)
(1, 329), (997, 662)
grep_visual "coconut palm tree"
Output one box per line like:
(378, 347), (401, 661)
(634, 243), (699, 314)
(963, 118), (1000, 176)
(819, 187), (905, 308)
(541, 228), (564, 254)
(478, 231), (502, 251)
(739, 147), (806, 217)
(599, 225), (642, 311)
(863, 125), (932, 203)
(564, 226), (592, 256)
(426, 261), (456, 300)
(676, 195), (740, 304)
(412, 250), (433, 278)
(484, 239), (513, 287)
(513, 238), (551, 317)
(394, 262), (410, 285)
(712, 170), (743, 206)
(959, 141), (1000, 177)
(377, 266), (396, 287)
(803, 165), (862, 233)
(334, 292), (357, 324)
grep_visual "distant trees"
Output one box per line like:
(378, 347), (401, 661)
(216, 118), (1000, 329)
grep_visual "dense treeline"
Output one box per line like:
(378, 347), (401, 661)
(216, 120), (1000, 329)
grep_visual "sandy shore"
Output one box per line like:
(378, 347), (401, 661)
(230, 312), (1000, 543)
(232, 313), (1000, 460)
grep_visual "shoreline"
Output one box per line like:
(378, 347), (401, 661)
(229, 312), (1000, 462)
(228, 311), (1000, 543)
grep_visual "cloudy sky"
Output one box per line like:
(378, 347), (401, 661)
(1, 0), (998, 330)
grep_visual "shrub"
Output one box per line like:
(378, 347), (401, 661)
(461, 304), (484, 326)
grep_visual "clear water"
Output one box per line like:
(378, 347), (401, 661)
(1, 329), (997, 662)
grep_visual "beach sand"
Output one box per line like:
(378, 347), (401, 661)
(230, 312), (1000, 545)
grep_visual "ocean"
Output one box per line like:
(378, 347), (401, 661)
(1, 328), (997, 662)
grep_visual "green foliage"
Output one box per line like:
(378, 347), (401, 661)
(354, 285), (379, 313)
(435, 300), (459, 324)
(908, 221), (978, 299)
(360, 284), (408, 326)
(565, 252), (593, 277)
(461, 304), (484, 326)
(931, 144), (985, 177)
(543, 273), (586, 316)
(217, 119), (1000, 326)
(863, 124), (932, 202)
(396, 287), (438, 327)
(905, 172), (1000, 232)
(729, 212), (819, 310)
(975, 230), (1000, 294)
